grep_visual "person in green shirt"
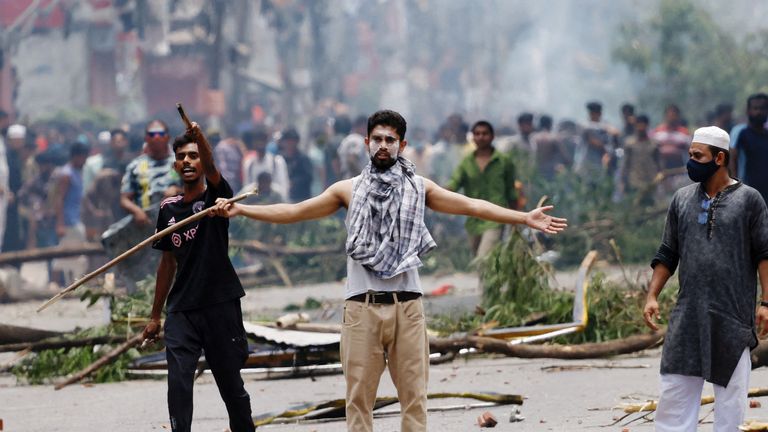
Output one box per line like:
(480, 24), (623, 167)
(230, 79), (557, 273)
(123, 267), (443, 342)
(447, 121), (518, 258)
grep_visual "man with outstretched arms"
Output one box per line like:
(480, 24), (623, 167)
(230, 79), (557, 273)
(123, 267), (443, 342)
(211, 110), (566, 432)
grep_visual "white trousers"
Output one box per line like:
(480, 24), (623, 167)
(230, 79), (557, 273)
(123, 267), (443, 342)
(655, 348), (751, 432)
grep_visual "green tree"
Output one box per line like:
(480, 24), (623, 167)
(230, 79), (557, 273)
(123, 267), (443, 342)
(613, 0), (768, 123)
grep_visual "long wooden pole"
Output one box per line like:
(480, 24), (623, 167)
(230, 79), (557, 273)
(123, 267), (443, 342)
(38, 102), (251, 312)
(37, 190), (256, 312)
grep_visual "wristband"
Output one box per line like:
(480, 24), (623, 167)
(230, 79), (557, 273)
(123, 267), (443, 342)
(760, 301), (768, 308)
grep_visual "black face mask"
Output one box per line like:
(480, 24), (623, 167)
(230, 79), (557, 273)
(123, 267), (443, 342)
(686, 158), (720, 183)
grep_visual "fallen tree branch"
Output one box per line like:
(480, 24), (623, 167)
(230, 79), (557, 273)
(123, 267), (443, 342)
(0, 347), (32, 372)
(0, 243), (104, 266)
(0, 324), (63, 345)
(54, 333), (144, 390)
(428, 329), (666, 359)
(0, 335), (129, 353)
(541, 363), (650, 372)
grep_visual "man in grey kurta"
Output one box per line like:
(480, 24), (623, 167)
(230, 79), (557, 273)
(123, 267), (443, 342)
(644, 126), (768, 431)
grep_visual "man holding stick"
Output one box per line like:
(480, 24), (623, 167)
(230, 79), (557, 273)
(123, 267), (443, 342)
(142, 122), (254, 432)
(211, 109), (566, 431)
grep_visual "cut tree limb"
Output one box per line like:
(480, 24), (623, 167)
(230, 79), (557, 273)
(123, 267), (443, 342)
(0, 335), (129, 353)
(0, 243), (104, 265)
(54, 333), (144, 390)
(428, 329), (666, 359)
(0, 323), (63, 345)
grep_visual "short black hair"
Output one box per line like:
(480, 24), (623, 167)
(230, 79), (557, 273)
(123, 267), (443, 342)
(281, 127), (300, 142)
(334, 115), (352, 135)
(707, 145), (730, 167)
(714, 103), (733, 117)
(110, 129), (127, 139)
(636, 114), (650, 125)
(747, 93), (768, 109)
(257, 172), (272, 183)
(539, 115), (553, 131)
(621, 103), (635, 116)
(517, 113), (533, 124)
(367, 110), (407, 140)
(586, 101), (602, 113)
(172, 133), (196, 153)
(145, 119), (168, 133)
(665, 104), (681, 115)
(242, 127), (268, 146)
(471, 120), (494, 136)
(70, 142), (90, 157)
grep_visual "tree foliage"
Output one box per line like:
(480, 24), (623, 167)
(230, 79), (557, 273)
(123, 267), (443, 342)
(613, 0), (768, 122)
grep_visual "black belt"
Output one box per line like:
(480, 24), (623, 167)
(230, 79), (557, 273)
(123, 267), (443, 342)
(348, 291), (422, 304)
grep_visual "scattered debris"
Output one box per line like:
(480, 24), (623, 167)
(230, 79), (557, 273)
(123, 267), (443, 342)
(0, 347), (32, 373)
(477, 411), (497, 427)
(509, 408), (525, 422)
(541, 363), (651, 373)
(252, 392), (523, 427)
(275, 312), (310, 328)
(620, 388), (768, 414)
(428, 283), (454, 297)
(742, 420), (768, 431)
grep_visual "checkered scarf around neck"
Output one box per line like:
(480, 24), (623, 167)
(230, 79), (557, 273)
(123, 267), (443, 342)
(345, 157), (436, 279)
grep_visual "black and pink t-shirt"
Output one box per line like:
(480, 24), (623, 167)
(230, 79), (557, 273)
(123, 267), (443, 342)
(152, 177), (244, 312)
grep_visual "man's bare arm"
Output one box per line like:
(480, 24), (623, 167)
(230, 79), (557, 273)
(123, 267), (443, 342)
(211, 179), (352, 223)
(142, 251), (176, 341)
(423, 178), (567, 234)
(756, 260), (768, 337)
(642, 263), (672, 331)
(120, 192), (151, 225)
(187, 122), (221, 187)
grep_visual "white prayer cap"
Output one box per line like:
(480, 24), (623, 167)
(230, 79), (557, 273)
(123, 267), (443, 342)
(692, 126), (729, 151)
(7, 124), (26, 139)
(97, 130), (111, 145)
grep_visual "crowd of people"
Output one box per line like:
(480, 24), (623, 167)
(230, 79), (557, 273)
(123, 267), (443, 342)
(0, 93), (766, 286)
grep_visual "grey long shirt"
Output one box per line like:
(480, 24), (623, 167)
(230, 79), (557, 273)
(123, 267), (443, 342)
(652, 181), (768, 386)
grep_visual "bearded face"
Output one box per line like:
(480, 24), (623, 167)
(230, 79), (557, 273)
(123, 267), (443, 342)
(367, 125), (403, 170)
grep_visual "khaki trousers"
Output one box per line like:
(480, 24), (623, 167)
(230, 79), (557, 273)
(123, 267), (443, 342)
(341, 295), (429, 432)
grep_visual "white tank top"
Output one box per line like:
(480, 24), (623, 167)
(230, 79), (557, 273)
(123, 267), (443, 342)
(344, 176), (423, 299)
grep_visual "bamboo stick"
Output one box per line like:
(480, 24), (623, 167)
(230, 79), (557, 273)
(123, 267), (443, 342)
(37, 190), (256, 312)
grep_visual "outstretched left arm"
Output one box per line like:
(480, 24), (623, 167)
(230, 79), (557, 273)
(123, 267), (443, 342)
(423, 178), (567, 234)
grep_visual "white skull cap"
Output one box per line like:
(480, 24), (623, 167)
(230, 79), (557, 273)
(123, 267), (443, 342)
(692, 126), (730, 150)
(7, 124), (26, 139)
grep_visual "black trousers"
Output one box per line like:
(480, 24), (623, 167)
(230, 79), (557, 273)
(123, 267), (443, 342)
(164, 299), (254, 432)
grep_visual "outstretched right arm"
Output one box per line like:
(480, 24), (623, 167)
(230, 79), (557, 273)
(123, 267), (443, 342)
(212, 179), (352, 223)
